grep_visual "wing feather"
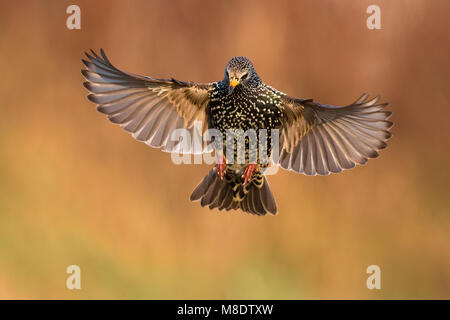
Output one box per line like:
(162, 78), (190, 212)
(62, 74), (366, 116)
(277, 94), (393, 175)
(82, 49), (213, 154)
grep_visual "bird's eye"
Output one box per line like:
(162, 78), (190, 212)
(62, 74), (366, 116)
(241, 73), (248, 80)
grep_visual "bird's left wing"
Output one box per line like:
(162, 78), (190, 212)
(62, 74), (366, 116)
(82, 49), (212, 153)
(276, 94), (393, 175)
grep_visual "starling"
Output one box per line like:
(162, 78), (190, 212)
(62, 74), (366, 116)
(82, 49), (393, 216)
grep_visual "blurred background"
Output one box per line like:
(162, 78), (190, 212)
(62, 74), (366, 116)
(0, 0), (449, 299)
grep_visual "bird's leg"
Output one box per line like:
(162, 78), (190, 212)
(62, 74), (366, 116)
(216, 154), (226, 180)
(242, 163), (258, 185)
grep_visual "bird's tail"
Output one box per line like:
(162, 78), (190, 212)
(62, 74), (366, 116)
(190, 168), (277, 215)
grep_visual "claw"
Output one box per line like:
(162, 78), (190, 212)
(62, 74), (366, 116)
(242, 163), (257, 185)
(216, 155), (226, 180)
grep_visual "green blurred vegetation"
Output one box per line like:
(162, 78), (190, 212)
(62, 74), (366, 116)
(0, 0), (449, 299)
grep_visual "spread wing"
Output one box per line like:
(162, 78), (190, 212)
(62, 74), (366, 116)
(82, 49), (213, 154)
(276, 94), (393, 175)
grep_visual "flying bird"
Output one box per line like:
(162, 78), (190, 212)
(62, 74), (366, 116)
(82, 49), (392, 216)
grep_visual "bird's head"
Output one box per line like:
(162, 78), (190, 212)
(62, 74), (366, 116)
(224, 56), (260, 94)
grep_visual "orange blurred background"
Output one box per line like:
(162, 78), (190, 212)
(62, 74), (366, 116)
(0, 0), (449, 299)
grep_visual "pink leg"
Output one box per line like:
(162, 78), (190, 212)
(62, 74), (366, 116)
(216, 155), (226, 180)
(242, 163), (257, 185)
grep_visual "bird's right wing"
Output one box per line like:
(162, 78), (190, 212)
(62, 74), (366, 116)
(82, 49), (213, 154)
(276, 94), (393, 175)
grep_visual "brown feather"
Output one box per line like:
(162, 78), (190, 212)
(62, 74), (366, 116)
(82, 49), (213, 153)
(277, 94), (392, 176)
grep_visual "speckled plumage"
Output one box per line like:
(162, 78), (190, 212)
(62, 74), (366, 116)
(208, 81), (282, 163)
(82, 49), (393, 216)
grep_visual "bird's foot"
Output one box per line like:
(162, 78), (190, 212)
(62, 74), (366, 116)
(216, 156), (226, 180)
(242, 163), (257, 185)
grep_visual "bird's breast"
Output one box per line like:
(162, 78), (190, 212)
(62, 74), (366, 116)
(208, 86), (282, 133)
(207, 84), (284, 166)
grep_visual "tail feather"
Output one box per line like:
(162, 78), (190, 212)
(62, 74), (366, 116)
(210, 183), (229, 210)
(230, 198), (240, 211)
(190, 168), (277, 215)
(220, 190), (234, 211)
(190, 169), (215, 201)
(247, 187), (258, 215)
(244, 189), (253, 214)
(253, 188), (266, 214)
(260, 179), (277, 214)
(201, 176), (221, 206)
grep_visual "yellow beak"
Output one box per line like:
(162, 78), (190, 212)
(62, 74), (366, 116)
(230, 78), (239, 87)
